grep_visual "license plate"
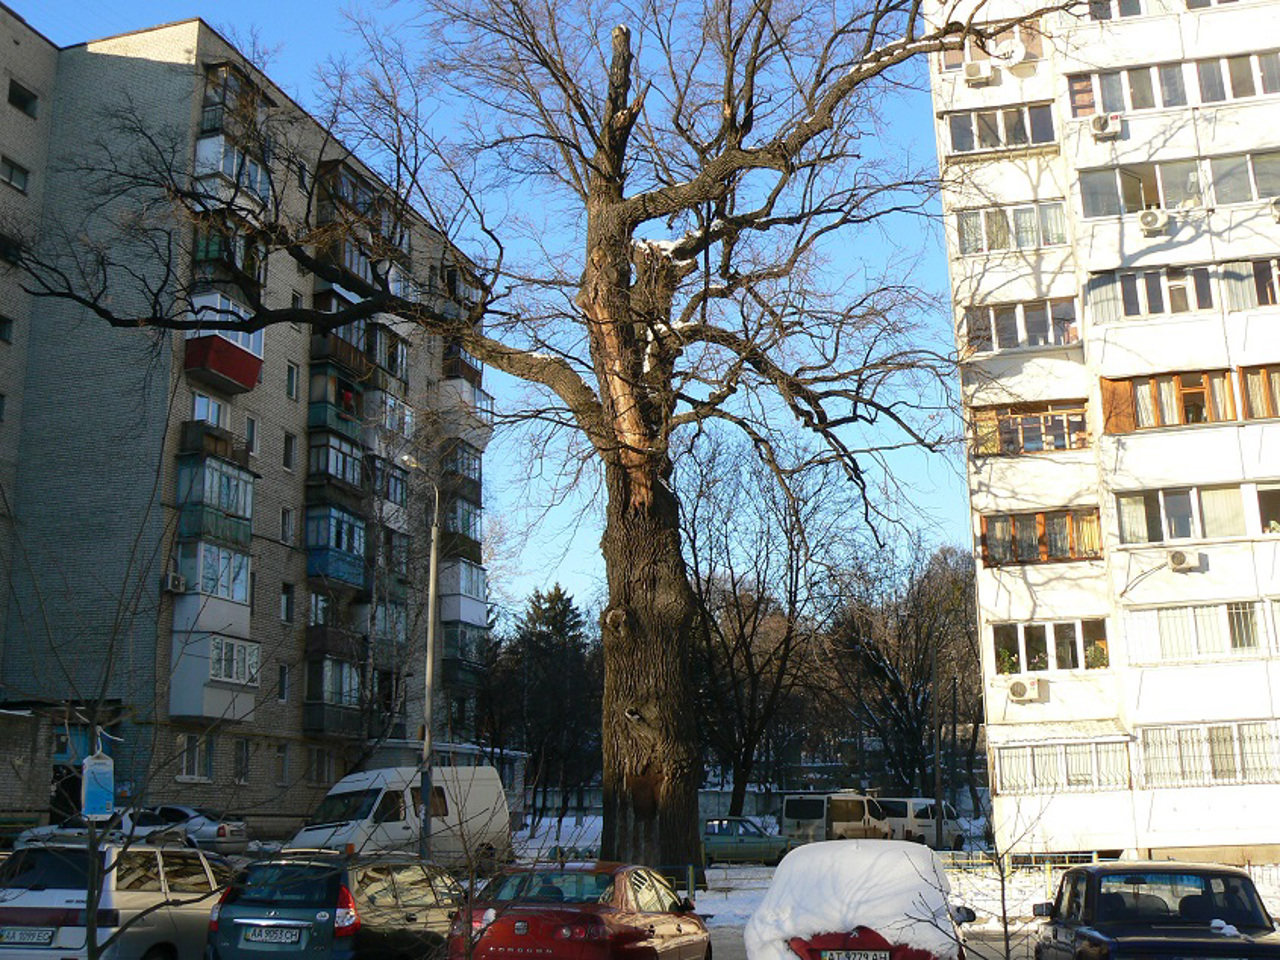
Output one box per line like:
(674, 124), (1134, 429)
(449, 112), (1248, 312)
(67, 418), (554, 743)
(244, 927), (302, 944)
(821, 951), (890, 960)
(0, 927), (55, 945)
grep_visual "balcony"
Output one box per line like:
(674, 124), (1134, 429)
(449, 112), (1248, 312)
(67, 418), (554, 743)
(368, 713), (408, 742)
(440, 532), (482, 565)
(308, 401), (363, 443)
(178, 504), (252, 550)
(302, 702), (364, 738)
(179, 421), (250, 467)
(306, 547), (365, 588)
(372, 637), (408, 670)
(184, 335), (263, 394)
(311, 332), (375, 380)
(441, 656), (485, 689)
(305, 624), (364, 660)
(443, 354), (482, 387)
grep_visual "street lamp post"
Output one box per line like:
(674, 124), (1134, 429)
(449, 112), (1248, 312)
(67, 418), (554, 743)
(420, 481), (441, 862)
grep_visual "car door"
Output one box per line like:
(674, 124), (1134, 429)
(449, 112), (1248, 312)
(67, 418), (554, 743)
(352, 862), (404, 959)
(112, 849), (167, 958)
(159, 850), (217, 960)
(391, 862), (458, 948)
(1044, 871), (1088, 960)
(647, 870), (703, 960)
(736, 820), (766, 862)
(628, 869), (682, 959)
(368, 790), (415, 851)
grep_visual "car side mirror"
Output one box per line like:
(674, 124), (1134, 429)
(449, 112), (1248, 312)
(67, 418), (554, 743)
(1033, 902), (1053, 918)
(675, 897), (695, 913)
(953, 906), (977, 924)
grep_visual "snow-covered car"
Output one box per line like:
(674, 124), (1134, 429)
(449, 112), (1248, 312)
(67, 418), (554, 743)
(150, 804), (249, 854)
(745, 839), (975, 960)
(14, 809), (182, 848)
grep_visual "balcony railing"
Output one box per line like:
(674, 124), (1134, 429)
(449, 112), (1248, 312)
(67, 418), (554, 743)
(305, 624), (364, 660)
(306, 547), (365, 588)
(178, 421), (250, 467)
(307, 401), (363, 443)
(178, 505), (252, 550)
(311, 332), (375, 380)
(302, 702), (364, 738)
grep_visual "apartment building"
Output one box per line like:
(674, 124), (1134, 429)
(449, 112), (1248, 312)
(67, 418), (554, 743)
(929, 0), (1280, 859)
(0, 7), (501, 834)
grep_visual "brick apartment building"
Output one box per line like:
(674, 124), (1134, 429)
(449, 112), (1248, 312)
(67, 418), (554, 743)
(0, 6), (510, 836)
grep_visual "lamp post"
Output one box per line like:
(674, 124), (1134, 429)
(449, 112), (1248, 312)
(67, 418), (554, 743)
(403, 455), (441, 862)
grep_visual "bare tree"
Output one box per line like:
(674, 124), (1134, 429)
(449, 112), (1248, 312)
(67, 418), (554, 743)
(8, 0), (1070, 864)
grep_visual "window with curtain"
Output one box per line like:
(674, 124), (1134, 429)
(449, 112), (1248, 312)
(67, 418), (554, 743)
(1200, 485), (1245, 537)
(982, 509), (1102, 565)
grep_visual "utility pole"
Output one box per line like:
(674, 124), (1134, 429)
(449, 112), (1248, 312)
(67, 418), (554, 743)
(419, 477), (441, 861)
(932, 632), (943, 850)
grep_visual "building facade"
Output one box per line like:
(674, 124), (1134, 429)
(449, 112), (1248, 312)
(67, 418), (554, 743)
(0, 8), (505, 836)
(929, 0), (1280, 859)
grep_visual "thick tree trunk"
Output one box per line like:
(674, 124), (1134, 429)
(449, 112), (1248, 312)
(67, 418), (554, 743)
(598, 460), (701, 867)
(729, 759), (751, 817)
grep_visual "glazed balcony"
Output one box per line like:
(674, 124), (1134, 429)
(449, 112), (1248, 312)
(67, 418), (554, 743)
(306, 547), (365, 588)
(311, 331), (375, 380)
(307, 401), (363, 443)
(305, 624), (365, 661)
(177, 504), (252, 550)
(302, 702), (364, 738)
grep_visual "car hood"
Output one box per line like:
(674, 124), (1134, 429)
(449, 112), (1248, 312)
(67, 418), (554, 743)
(1096, 925), (1280, 950)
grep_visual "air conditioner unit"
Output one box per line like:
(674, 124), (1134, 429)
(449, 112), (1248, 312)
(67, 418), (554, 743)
(163, 572), (187, 594)
(1168, 550), (1197, 572)
(1090, 112), (1123, 141)
(1139, 208), (1171, 236)
(1009, 678), (1043, 702)
(964, 61), (995, 86)
(994, 38), (1029, 65)
(1270, 196), (1280, 223)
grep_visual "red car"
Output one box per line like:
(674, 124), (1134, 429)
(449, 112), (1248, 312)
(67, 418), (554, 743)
(448, 862), (710, 960)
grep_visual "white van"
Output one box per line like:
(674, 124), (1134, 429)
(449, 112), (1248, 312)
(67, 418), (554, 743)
(876, 797), (965, 850)
(289, 765), (512, 869)
(780, 792), (890, 843)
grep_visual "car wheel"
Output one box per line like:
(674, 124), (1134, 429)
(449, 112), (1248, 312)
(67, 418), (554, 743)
(704, 945), (713, 960)
(952, 834), (965, 851)
(142, 945), (176, 960)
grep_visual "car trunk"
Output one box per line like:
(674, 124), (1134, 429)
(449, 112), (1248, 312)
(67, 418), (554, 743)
(471, 904), (611, 960)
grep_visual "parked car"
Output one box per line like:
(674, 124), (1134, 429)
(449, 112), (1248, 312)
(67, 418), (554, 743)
(0, 841), (226, 960)
(149, 805), (249, 855)
(703, 817), (794, 865)
(1033, 862), (1280, 960)
(448, 863), (709, 960)
(745, 840), (974, 960)
(876, 798), (966, 850)
(209, 851), (463, 960)
(15, 809), (182, 849)
(780, 792), (891, 843)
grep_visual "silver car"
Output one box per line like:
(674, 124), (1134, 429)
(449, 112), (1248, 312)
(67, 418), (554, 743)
(149, 806), (249, 855)
(0, 842), (226, 960)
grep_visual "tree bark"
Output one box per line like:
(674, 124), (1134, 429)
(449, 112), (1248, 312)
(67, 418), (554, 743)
(598, 459), (701, 867)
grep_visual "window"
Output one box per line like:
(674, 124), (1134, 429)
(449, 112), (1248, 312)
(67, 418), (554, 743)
(444, 622), (488, 662)
(445, 498), (483, 541)
(381, 528), (410, 575)
(1196, 53), (1280, 103)
(956, 202), (1066, 255)
(458, 560), (487, 600)
(283, 431), (297, 471)
(309, 433), (364, 487)
(1140, 722), (1279, 787)
(993, 619), (1109, 674)
(963, 298), (1077, 352)
(373, 602), (408, 642)
(176, 457), (254, 520)
(194, 222), (267, 287)
(193, 392), (226, 428)
(308, 657), (361, 707)
(444, 443), (483, 482)
(176, 541), (249, 602)
(244, 415), (258, 455)
(307, 748), (332, 784)
(278, 664), (290, 703)
(997, 741), (1129, 795)
(280, 583), (296, 623)
(947, 104), (1055, 154)
(188, 292), (263, 356)
(940, 19), (1042, 70)
(1081, 160), (1203, 217)
(275, 744), (290, 785)
(972, 402), (1089, 456)
(1241, 366), (1280, 420)
(310, 593), (332, 626)
(0, 156), (28, 193)
(210, 636), (260, 684)
(1101, 371), (1234, 433)
(1209, 151), (1280, 204)
(7, 80), (37, 117)
(981, 509), (1101, 565)
(286, 361), (300, 400)
(0, 315), (12, 342)
(1088, 0), (1141, 19)
(234, 739), (250, 784)
(1125, 602), (1263, 663)
(0, 394), (5, 422)
(1116, 485), (1245, 543)
(281, 507), (295, 545)
(181, 734), (214, 780)
(1088, 266), (1214, 322)
(200, 137), (270, 201)
(371, 458), (408, 507)
(1069, 64), (1187, 116)
(306, 506), (366, 555)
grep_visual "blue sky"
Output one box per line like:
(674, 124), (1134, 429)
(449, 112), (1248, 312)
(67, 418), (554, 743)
(23, 1), (971, 614)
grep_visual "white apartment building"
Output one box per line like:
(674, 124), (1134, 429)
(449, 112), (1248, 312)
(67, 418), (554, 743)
(928, 0), (1280, 860)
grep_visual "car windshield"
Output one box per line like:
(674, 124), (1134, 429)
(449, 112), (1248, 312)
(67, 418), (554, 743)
(483, 871), (615, 904)
(226, 862), (342, 907)
(0, 848), (102, 890)
(1097, 872), (1270, 928)
(878, 800), (909, 818)
(307, 788), (381, 826)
